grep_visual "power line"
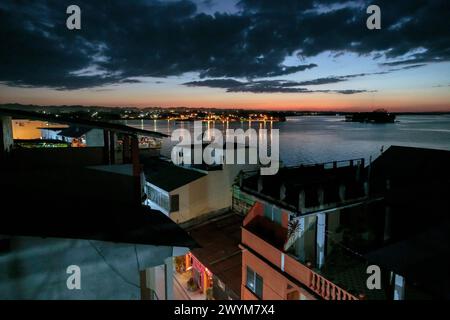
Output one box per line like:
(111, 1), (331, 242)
(88, 240), (140, 289)
(134, 244), (141, 272)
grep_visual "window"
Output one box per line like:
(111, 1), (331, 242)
(264, 204), (272, 220)
(146, 184), (170, 213)
(170, 194), (179, 212)
(264, 204), (282, 225)
(273, 207), (282, 225)
(246, 267), (263, 298)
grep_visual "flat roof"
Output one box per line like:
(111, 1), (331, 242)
(0, 197), (197, 248)
(0, 108), (168, 138)
(141, 156), (206, 192)
(241, 158), (366, 210)
(365, 223), (450, 299)
(371, 145), (450, 182)
(0, 162), (196, 248)
(187, 213), (243, 298)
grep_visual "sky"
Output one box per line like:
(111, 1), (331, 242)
(0, 0), (449, 112)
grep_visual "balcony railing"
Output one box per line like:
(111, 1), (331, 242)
(242, 226), (358, 300)
(309, 272), (357, 300)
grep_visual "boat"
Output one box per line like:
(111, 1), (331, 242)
(345, 109), (396, 123)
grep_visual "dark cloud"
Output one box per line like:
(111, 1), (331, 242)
(335, 89), (373, 95)
(183, 64), (428, 93)
(227, 86), (373, 94)
(184, 79), (246, 88)
(184, 78), (373, 94)
(388, 64), (427, 71)
(119, 79), (143, 84)
(294, 77), (345, 86)
(0, 0), (449, 89)
(182, 69), (397, 92)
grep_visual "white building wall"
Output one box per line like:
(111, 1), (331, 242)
(85, 129), (105, 147)
(169, 161), (259, 224)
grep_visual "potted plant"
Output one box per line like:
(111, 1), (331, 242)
(206, 287), (214, 300)
(174, 256), (185, 273)
(187, 277), (198, 292)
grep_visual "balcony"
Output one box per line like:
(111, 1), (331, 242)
(241, 226), (357, 300)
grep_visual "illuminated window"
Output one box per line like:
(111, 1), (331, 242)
(246, 267), (263, 298)
(146, 184), (170, 212)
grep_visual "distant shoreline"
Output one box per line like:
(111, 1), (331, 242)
(1, 103), (449, 118)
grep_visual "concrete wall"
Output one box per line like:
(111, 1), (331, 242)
(11, 120), (44, 139)
(241, 249), (316, 300)
(85, 129), (105, 147)
(170, 176), (209, 223)
(160, 137), (173, 159)
(0, 235), (174, 299)
(0, 116), (13, 155)
(169, 162), (258, 224)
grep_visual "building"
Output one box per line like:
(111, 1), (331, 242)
(141, 156), (207, 220)
(143, 142), (259, 225)
(236, 147), (450, 300)
(236, 159), (368, 300)
(171, 212), (243, 300)
(364, 146), (450, 299)
(0, 108), (196, 299)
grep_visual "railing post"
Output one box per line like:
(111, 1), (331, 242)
(325, 281), (330, 299)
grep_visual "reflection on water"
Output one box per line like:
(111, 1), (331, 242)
(128, 114), (450, 166)
(12, 115), (449, 166)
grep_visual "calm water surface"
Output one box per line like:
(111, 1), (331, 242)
(127, 115), (450, 166)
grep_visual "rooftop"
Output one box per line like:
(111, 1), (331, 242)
(240, 158), (367, 213)
(365, 222), (450, 299)
(187, 212), (243, 298)
(0, 195), (197, 248)
(141, 156), (206, 192)
(0, 158), (197, 249)
(370, 145), (450, 191)
(242, 146), (450, 299)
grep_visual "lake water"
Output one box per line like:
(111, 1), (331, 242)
(126, 115), (450, 166)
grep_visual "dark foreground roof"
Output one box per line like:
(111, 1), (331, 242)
(365, 145), (450, 298)
(370, 145), (450, 181)
(0, 198), (197, 249)
(141, 156), (206, 192)
(365, 222), (450, 299)
(0, 108), (168, 138)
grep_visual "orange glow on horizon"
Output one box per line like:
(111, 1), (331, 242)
(1, 85), (449, 112)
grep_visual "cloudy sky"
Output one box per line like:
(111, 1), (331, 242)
(0, 0), (449, 111)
